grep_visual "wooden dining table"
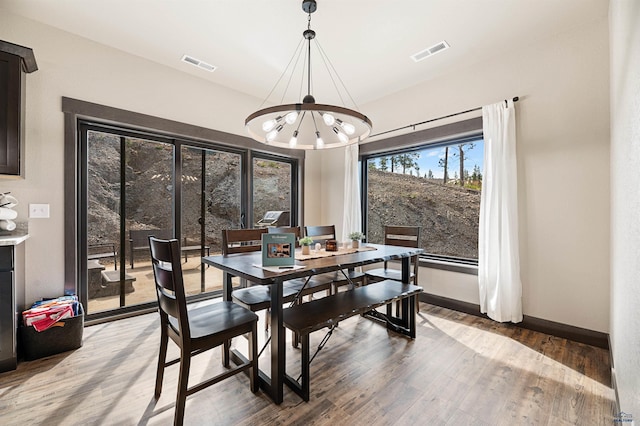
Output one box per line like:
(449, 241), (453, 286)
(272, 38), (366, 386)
(201, 243), (424, 404)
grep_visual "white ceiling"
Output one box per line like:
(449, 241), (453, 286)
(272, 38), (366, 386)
(2, 0), (608, 106)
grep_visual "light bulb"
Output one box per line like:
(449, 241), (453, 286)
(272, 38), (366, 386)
(262, 119), (277, 132)
(315, 132), (324, 149)
(322, 113), (335, 126)
(333, 127), (349, 143)
(289, 131), (298, 147)
(339, 120), (356, 135)
(285, 111), (298, 125)
(262, 116), (282, 132)
(266, 129), (278, 142)
(266, 124), (283, 142)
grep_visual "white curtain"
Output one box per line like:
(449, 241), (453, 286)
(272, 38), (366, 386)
(478, 99), (523, 323)
(342, 144), (361, 241)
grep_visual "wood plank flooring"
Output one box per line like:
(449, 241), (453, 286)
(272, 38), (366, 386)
(0, 302), (615, 425)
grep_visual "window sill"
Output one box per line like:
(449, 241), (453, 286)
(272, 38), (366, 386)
(418, 257), (478, 275)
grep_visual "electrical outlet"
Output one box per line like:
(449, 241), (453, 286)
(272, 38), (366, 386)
(29, 203), (50, 218)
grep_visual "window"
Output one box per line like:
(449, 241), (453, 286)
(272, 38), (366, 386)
(362, 134), (483, 266)
(251, 154), (297, 229)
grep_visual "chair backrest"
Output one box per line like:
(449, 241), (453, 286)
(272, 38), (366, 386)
(384, 225), (421, 248)
(383, 226), (421, 278)
(222, 228), (268, 255)
(268, 226), (302, 247)
(304, 225), (336, 245)
(148, 237), (190, 339)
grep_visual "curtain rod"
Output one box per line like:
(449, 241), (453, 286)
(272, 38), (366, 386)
(370, 96), (519, 138)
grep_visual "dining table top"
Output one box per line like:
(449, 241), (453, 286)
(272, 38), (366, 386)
(201, 243), (424, 284)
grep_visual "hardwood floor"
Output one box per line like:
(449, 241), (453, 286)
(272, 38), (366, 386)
(0, 302), (615, 425)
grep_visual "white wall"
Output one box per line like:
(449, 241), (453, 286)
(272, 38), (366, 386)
(319, 15), (611, 332)
(0, 12), (263, 304)
(610, 0), (640, 416)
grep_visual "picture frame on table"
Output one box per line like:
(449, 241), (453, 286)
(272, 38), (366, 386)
(262, 233), (295, 267)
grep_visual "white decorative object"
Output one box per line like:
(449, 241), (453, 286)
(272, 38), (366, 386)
(0, 194), (18, 208)
(0, 220), (16, 231)
(0, 193), (18, 231)
(0, 207), (17, 220)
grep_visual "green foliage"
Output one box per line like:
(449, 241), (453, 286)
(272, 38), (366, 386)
(256, 160), (281, 169)
(299, 236), (313, 246)
(348, 231), (365, 241)
(379, 156), (389, 172)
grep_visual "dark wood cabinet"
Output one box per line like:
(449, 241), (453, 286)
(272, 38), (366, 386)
(0, 41), (37, 177)
(0, 242), (26, 373)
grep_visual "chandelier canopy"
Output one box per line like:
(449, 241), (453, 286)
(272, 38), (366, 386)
(245, 0), (372, 150)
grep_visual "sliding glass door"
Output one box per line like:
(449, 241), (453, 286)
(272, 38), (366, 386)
(78, 121), (297, 321)
(84, 127), (175, 315)
(180, 145), (243, 295)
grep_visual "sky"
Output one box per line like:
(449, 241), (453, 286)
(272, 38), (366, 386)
(370, 139), (485, 179)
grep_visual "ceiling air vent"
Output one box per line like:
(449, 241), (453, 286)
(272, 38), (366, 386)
(410, 41), (450, 62)
(181, 54), (216, 72)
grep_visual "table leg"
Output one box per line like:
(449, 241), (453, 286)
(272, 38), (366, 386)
(270, 279), (285, 404)
(222, 271), (233, 301)
(222, 271), (234, 367)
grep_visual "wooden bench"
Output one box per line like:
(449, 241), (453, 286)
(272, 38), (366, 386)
(282, 279), (423, 401)
(128, 229), (210, 268)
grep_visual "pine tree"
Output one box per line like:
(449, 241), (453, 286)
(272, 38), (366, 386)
(379, 156), (389, 172)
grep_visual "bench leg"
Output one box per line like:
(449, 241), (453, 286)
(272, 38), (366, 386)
(408, 295), (416, 339)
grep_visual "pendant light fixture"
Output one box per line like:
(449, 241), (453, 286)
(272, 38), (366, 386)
(245, 0), (372, 150)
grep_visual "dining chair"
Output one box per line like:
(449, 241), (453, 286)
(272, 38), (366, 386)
(222, 228), (300, 332)
(148, 236), (258, 426)
(364, 225), (421, 311)
(304, 224), (366, 293)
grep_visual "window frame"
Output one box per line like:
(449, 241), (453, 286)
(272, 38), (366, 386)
(359, 117), (482, 274)
(250, 151), (299, 229)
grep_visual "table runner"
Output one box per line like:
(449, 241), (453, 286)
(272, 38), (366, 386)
(295, 244), (376, 261)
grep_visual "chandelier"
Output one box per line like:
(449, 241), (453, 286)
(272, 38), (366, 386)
(245, 0), (372, 150)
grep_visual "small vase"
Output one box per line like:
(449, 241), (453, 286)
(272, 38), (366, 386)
(352, 240), (360, 249)
(302, 245), (310, 255)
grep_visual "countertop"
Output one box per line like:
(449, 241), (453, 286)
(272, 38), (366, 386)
(0, 232), (29, 246)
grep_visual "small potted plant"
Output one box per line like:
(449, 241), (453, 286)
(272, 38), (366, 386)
(299, 236), (314, 255)
(348, 231), (365, 249)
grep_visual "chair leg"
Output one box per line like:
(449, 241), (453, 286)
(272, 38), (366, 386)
(249, 322), (259, 393)
(222, 339), (230, 368)
(174, 352), (191, 426)
(155, 329), (169, 399)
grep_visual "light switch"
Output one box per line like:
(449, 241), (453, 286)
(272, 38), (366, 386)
(29, 204), (50, 218)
